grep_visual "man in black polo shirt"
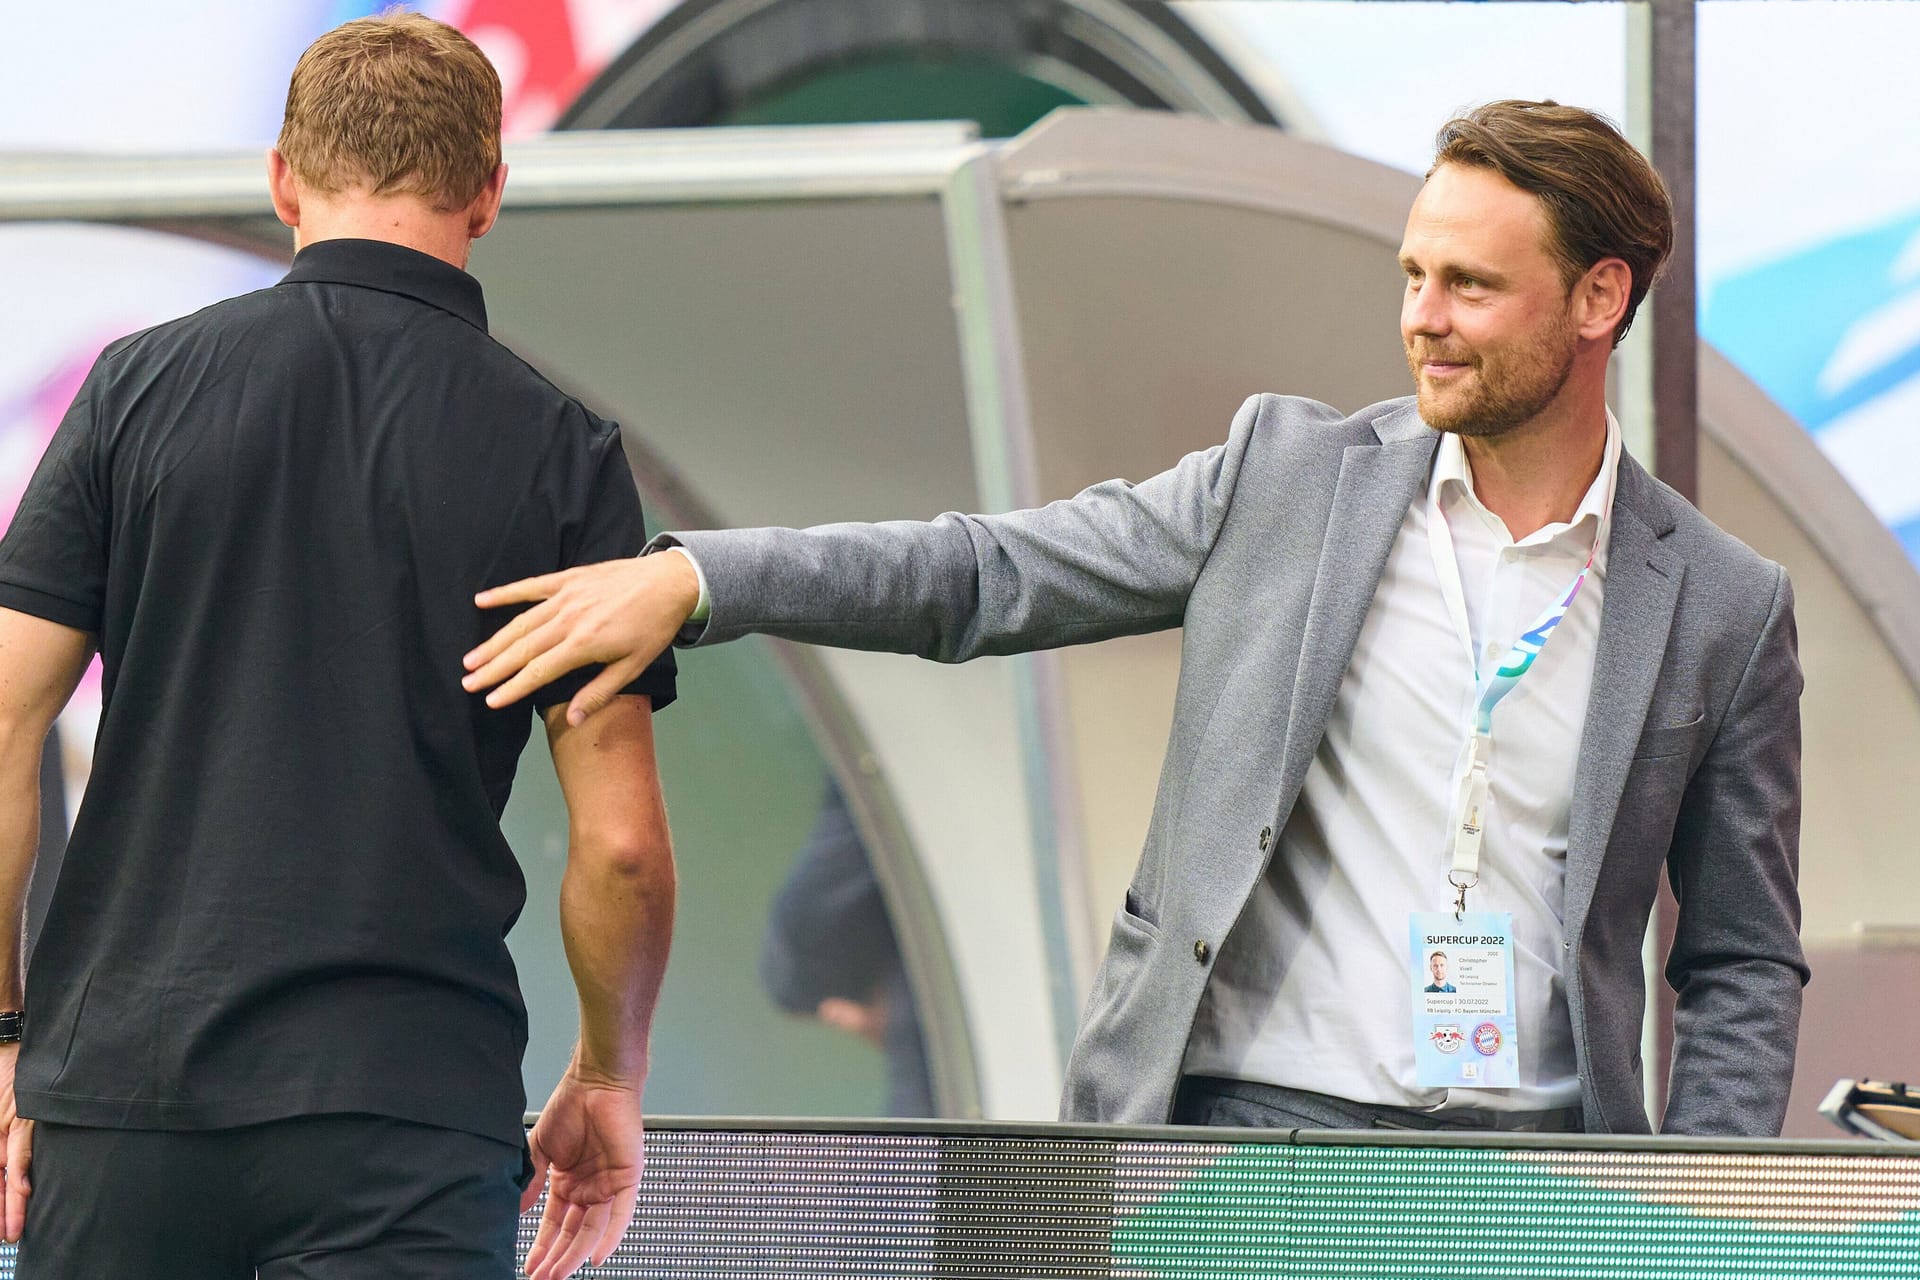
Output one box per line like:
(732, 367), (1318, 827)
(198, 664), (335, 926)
(0, 15), (674, 1280)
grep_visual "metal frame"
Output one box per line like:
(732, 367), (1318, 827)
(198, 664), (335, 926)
(941, 152), (1094, 1057)
(0, 124), (981, 222)
(1640, 0), (1697, 1128)
(1647, 0), (1698, 505)
(602, 1112), (1918, 1159)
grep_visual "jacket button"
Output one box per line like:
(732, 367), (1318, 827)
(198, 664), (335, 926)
(1258, 826), (1272, 852)
(1194, 940), (1211, 963)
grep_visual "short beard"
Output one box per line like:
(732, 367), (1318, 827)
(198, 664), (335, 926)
(1408, 309), (1578, 438)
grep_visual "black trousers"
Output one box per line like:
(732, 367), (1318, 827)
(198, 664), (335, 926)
(18, 1114), (526, 1279)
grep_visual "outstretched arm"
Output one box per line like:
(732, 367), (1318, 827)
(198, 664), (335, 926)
(465, 394), (1270, 722)
(0, 607), (93, 1241)
(521, 696), (676, 1280)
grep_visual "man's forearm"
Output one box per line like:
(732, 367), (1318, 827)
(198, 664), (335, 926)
(0, 729), (40, 1006)
(0, 609), (93, 1006)
(544, 697), (678, 1083)
(559, 830), (675, 1082)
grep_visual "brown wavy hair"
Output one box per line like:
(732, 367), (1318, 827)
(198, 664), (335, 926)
(277, 10), (501, 213)
(1432, 101), (1673, 345)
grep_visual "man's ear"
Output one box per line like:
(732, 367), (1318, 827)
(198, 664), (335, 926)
(1575, 257), (1631, 343)
(467, 162), (508, 241)
(267, 149), (301, 231)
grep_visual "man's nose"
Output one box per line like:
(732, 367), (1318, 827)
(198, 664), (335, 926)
(1403, 280), (1450, 337)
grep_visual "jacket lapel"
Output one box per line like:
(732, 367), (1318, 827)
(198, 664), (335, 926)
(1564, 455), (1683, 935)
(1278, 409), (1438, 795)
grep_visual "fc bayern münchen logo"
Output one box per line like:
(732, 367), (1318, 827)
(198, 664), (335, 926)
(1472, 1022), (1502, 1056)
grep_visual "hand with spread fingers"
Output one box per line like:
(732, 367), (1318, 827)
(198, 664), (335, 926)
(464, 552), (700, 725)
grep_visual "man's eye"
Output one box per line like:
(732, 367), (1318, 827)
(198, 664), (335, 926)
(1456, 276), (1479, 290)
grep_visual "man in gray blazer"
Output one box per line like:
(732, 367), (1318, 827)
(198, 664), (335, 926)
(465, 101), (1805, 1136)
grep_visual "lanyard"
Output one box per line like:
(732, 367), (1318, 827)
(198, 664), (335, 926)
(1425, 453), (1610, 918)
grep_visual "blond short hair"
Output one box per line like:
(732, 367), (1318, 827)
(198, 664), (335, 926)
(277, 11), (502, 212)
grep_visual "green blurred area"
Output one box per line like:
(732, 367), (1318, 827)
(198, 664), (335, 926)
(724, 54), (1084, 137)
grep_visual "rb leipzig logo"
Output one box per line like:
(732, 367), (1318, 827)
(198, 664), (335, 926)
(1473, 1022), (1503, 1056)
(1429, 1024), (1465, 1054)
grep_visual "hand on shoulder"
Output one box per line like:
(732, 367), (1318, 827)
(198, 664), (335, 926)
(463, 551), (699, 725)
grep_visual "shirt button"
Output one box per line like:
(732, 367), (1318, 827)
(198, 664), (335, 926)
(1258, 826), (1272, 852)
(1194, 940), (1212, 964)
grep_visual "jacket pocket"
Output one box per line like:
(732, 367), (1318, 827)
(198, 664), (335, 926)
(1122, 888), (1161, 932)
(1633, 710), (1704, 761)
(1063, 902), (1169, 1121)
(1082, 900), (1161, 1023)
(1097, 898), (1161, 994)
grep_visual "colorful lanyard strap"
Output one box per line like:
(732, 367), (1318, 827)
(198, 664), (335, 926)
(1426, 427), (1619, 918)
(1446, 548), (1595, 915)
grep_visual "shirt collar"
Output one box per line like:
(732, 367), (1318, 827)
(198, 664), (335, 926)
(280, 237), (488, 333)
(1430, 410), (1624, 569)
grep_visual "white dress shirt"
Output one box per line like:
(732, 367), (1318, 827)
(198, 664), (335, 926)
(1184, 414), (1622, 1113)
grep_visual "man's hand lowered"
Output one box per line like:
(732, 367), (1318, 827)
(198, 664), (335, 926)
(463, 552), (700, 725)
(520, 1066), (646, 1280)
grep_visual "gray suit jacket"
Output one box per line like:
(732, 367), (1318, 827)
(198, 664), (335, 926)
(668, 393), (1807, 1136)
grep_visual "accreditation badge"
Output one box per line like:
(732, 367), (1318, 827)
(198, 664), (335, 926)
(1409, 912), (1519, 1088)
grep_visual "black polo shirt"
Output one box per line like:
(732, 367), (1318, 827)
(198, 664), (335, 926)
(0, 238), (674, 1147)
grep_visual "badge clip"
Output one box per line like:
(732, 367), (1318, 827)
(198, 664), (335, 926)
(1449, 871), (1477, 921)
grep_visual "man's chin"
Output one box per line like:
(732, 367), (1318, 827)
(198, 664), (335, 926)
(1416, 386), (1473, 434)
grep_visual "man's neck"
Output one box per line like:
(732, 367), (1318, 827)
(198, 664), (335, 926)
(294, 200), (474, 271)
(1457, 402), (1609, 542)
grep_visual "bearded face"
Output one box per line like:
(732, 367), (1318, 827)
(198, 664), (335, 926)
(1398, 163), (1590, 440)
(1405, 298), (1579, 438)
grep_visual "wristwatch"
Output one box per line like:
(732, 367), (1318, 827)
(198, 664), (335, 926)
(0, 1011), (22, 1044)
